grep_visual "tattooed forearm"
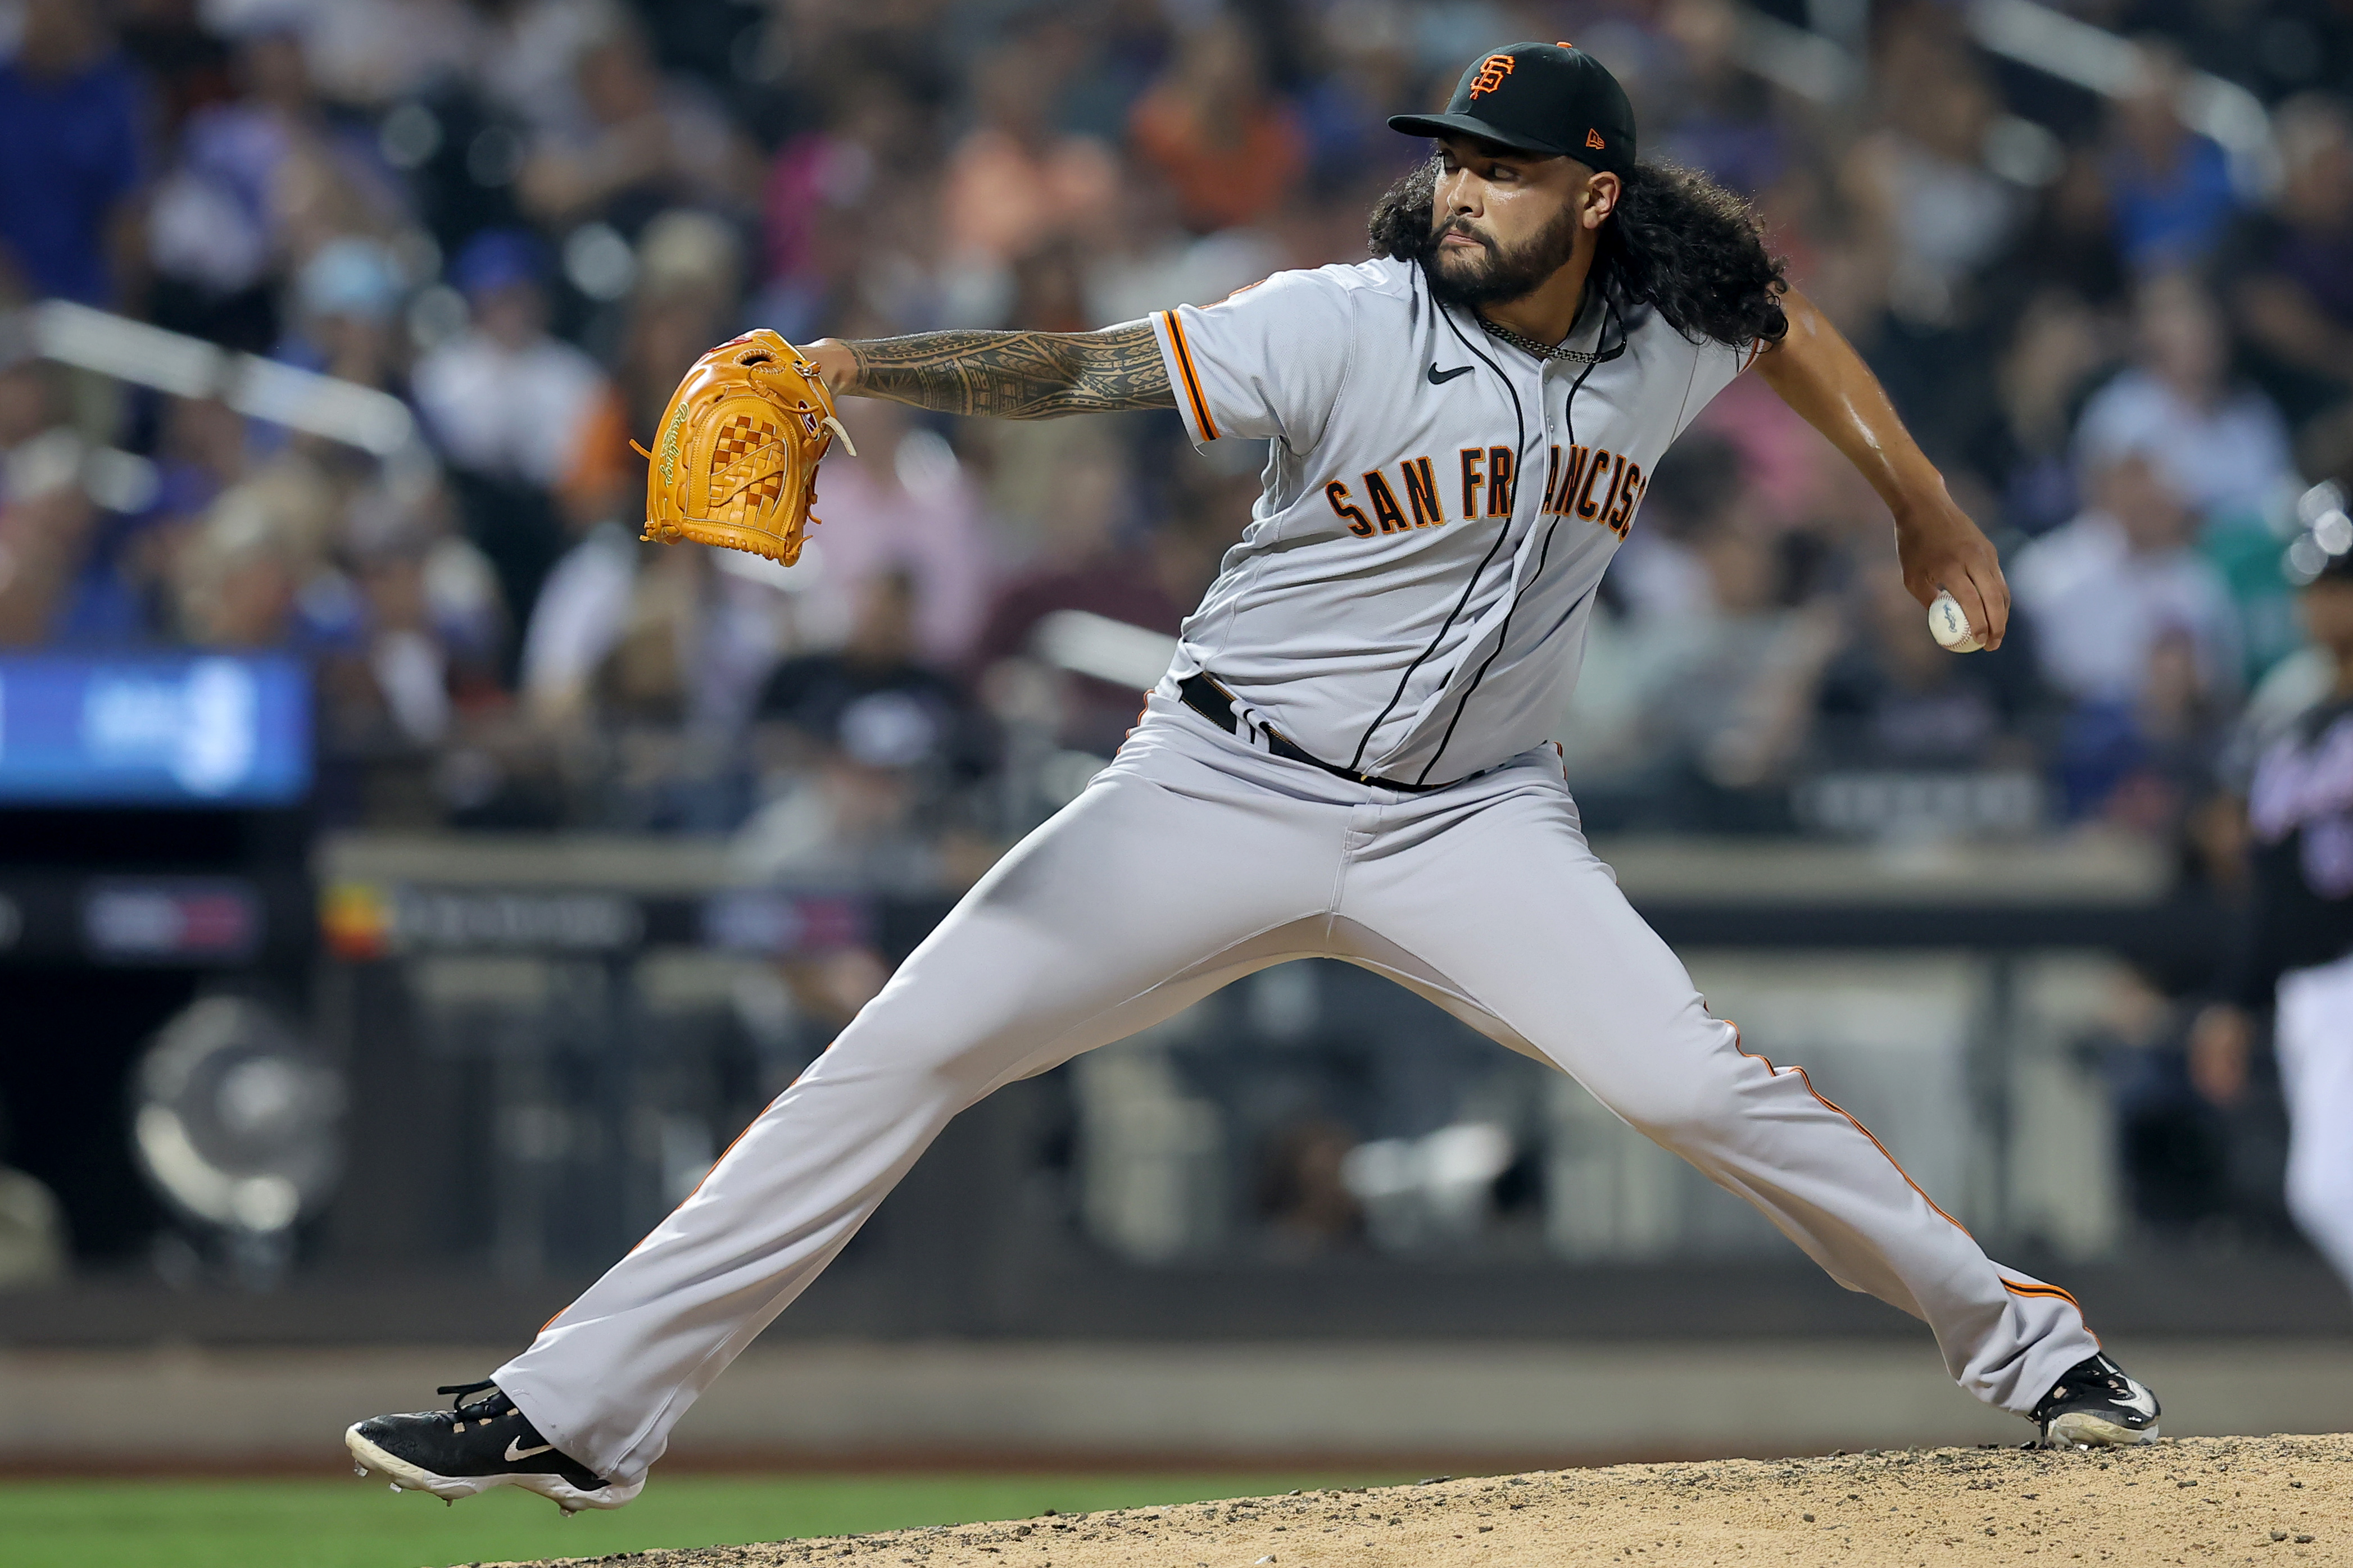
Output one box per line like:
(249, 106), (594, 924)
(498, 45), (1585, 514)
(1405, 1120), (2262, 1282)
(843, 322), (1174, 419)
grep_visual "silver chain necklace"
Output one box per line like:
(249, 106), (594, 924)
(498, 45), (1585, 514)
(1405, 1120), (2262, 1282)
(1476, 312), (1610, 363)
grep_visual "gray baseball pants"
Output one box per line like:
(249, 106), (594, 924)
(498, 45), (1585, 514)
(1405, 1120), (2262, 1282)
(495, 689), (2102, 1486)
(2277, 951), (2353, 1294)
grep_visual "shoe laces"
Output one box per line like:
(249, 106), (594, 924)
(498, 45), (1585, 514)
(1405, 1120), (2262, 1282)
(2078, 1356), (2133, 1397)
(2037, 1355), (2130, 1418)
(436, 1380), (514, 1421)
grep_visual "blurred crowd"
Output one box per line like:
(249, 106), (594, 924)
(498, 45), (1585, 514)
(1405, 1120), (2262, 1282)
(4, 0), (2351, 875)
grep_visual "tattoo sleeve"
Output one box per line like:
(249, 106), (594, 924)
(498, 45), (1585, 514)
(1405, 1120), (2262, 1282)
(843, 321), (1175, 419)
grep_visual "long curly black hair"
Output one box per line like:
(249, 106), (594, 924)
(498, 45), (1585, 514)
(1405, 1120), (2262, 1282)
(1367, 155), (1789, 349)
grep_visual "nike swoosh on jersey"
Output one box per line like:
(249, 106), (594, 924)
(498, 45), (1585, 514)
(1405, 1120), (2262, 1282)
(1426, 362), (1474, 385)
(505, 1438), (557, 1462)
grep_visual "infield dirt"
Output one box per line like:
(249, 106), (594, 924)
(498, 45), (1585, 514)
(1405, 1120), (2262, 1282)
(497, 1434), (2347, 1568)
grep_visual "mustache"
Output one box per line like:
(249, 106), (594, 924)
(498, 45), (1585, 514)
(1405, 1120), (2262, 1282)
(1434, 219), (1493, 249)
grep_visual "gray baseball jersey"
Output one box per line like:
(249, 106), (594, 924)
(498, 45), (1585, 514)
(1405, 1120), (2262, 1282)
(1151, 256), (1753, 785)
(473, 265), (2112, 1494)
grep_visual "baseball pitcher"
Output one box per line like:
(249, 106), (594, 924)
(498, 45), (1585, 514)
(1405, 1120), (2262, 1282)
(348, 44), (2160, 1512)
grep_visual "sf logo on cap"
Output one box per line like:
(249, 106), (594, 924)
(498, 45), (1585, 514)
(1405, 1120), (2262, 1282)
(1469, 54), (1515, 96)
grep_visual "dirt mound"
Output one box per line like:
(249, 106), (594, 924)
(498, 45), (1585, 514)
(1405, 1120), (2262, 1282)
(503, 1434), (2347, 1568)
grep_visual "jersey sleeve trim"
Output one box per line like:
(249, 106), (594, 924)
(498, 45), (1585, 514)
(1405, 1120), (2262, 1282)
(1156, 309), (1220, 442)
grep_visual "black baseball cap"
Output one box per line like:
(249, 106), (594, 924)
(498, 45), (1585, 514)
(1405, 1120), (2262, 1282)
(1388, 42), (1637, 178)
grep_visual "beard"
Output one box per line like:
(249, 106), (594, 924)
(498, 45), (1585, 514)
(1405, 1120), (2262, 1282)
(1417, 202), (1583, 311)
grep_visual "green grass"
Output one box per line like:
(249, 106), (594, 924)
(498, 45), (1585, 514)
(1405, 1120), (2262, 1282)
(0, 1471), (1413, 1568)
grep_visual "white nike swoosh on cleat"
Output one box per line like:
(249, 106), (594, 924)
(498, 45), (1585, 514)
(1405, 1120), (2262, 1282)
(2118, 1384), (2157, 1416)
(505, 1438), (556, 1462)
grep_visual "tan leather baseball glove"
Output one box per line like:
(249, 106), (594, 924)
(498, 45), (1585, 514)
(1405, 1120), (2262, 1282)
(633, 330), (855, 566)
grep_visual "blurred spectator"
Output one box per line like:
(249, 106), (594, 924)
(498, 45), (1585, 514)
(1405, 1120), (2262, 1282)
(171, 458), (342, 649)
(754, 570), (994, 786)
(2012, 448), (2243, 707)
(1978, 289), (2116, 539)
(519, 203), (784, 764)
(2055, 623), (2232, 828)
(1849, 17), (2020, 330)
(972, 440), (1227, 757)
(1128, 16), (1305, 235)
(144, 26), (406, 349)
(0, 361), (101, 644)
(1005, 240), (1091, 334)
(759, 76), (930, 342)
(0, 0), (144, 309)
(2075, 272), (2297, 526)
(735, 572), (987, 893)
(116, 0), (235, 139)
(2096, 972), (2274, 1237)
(412, 228), (610, 639)
(146, 393), (250, 531)
(1812, 557), (2052, 772)
(469, 0), (629, 137)
(520, 530), (790, 830)
(2103, 40), (2239, 271)
(516, 24), (759, 233)
(577, 207), (747, 525)
(1080, 167), (1285, 328)
(275, 0), (476, 110)
(794, 395), (995, 665)
(520, 525), (787, 749)
(1605, 433), (1740, 625)
(1652, 0), (1785, 198)
(1996, 151), (2130, 313)
(590, 537), (749, 705)
(1293, 1), (1422, 197)
(1041, 0), (1169, 145)
(331, 478), (505, 756)
(1255, 1116), (1363, 1256)
(939, 42), (1119, 272)
(1565, 513), (1840, 825)
(272, 236), (407, 392)
(2223, 94), (2353, 431)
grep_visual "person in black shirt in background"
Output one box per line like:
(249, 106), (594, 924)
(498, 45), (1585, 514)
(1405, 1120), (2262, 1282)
(752, 569), (996, 789)
(2192, 548), (2353, 1299)
(737, 569), (998, 897)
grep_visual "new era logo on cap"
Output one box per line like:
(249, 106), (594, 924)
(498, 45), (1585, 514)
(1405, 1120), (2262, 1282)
(1586, 129), (1606, 149)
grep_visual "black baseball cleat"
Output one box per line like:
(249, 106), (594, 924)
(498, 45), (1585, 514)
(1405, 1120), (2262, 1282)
(2030, 1353), (2161, 1448)
(345, 1380), (642, 1514)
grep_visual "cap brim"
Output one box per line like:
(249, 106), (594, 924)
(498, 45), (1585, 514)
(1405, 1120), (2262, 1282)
(1385, 112), (1569, 155)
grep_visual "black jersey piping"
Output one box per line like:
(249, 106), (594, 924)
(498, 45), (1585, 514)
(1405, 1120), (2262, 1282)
(1412, 298), (1623, 785)
(1346, 276), (1524, 775)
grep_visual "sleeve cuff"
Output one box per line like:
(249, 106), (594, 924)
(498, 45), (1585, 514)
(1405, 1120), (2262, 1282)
(1153, 308), (1220, 448)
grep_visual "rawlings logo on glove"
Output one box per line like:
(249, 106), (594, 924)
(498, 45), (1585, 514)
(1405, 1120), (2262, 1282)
(632, 330), (855, 566)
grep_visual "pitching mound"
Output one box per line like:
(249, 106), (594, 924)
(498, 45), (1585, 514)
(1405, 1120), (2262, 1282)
(502, 1434), (2347, 1568)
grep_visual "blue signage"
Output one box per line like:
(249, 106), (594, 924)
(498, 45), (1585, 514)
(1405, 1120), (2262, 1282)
(0, 653), (311, 805)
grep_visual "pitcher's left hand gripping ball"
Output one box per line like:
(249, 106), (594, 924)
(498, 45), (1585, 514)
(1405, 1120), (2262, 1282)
(635, 329), (855, 566)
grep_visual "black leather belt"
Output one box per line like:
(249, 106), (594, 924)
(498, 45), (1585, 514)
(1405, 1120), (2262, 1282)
(1177, 674), (1445, 794)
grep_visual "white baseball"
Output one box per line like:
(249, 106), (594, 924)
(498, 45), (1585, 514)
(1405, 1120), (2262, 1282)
(1929, 590), (1984, 653)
